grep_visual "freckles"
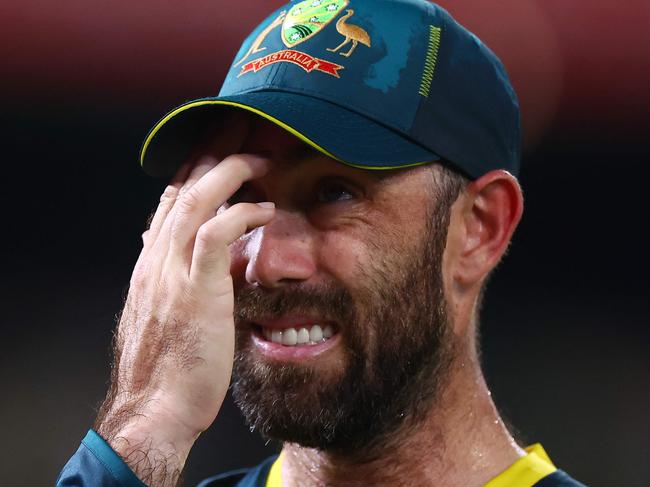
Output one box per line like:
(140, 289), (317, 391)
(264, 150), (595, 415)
(319, 233), (367, 280)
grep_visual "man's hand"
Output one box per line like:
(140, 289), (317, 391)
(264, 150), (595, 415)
(94, 121), (274, 486)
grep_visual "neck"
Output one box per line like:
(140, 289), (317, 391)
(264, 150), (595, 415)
(338, 11), (352, 23)
(279, 355), (524, 487)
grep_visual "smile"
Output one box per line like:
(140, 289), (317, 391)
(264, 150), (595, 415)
(258, 323), (335, 346)
(250, 318), (341, 361)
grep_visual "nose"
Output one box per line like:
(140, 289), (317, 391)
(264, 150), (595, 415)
(242, 209), (317, 289)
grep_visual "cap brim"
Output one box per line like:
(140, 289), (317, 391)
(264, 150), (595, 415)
(140, 91), (440, 177)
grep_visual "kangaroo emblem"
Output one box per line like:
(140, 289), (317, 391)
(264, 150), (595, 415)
(234, 11), (287, 67)
(326, 9), (371, 58)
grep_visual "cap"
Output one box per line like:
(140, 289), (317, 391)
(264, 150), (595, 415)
(140, 0), (520, 179)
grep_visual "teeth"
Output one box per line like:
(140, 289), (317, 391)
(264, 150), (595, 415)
(282, 328), (297, 346)
(323, 325), (333, 338)
(262, 323), (335, 346)
(297, 328), (310, 344)
(271, 330), (282, 343)
(309, 324), (323, 342)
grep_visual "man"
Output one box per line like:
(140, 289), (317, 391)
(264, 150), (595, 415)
(58, 0), (586, 485)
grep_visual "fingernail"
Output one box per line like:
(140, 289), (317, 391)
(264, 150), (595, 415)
(257, 202), (275, 209)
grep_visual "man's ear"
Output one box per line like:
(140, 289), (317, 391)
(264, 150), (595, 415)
(453, 170), (524, 287)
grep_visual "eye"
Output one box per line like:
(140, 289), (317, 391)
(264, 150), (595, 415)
(316, 179), (356, 203)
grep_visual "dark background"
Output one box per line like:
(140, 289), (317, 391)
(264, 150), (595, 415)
(1, 1), (648, 485)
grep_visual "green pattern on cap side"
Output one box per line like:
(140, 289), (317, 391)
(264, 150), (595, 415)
(419, 26), (442, 98)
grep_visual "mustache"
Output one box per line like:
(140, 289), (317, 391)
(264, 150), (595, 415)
(234, 282), (356, 325)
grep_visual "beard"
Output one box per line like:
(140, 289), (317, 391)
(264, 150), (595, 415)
(231, 200), (457, 456)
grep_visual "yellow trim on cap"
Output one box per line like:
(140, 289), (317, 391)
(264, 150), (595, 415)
(139, 99), (341, 166)
(484, 443), (557, 487)
(265, 451), (284, 487)
(140, 99), (435, 172)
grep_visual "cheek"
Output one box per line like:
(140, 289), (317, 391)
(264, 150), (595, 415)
(318, 231), (369, 283)
(316, 204), (427, 284)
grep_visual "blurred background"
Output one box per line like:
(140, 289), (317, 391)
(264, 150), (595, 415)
(1, 0), (648, 485)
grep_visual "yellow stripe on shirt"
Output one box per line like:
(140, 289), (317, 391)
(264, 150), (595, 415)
(266, 451), (284, 487)
(267, 444), (556, 487)
(485, 444), (557, 487)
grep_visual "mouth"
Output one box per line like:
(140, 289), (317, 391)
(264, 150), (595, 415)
(249, 318), (341, 361)
(256, 322), (335, 346)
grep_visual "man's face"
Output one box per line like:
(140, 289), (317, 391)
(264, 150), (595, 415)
(228, 118), (458, 453)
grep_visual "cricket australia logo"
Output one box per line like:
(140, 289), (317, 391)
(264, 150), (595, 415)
(282, 0), (349, 47)
(234, 0), (371, 79)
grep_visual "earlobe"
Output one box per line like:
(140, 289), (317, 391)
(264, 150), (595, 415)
(455, 170), (523, 286)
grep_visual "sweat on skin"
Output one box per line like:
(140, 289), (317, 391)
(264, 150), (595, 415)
(91, 115), (525, 487)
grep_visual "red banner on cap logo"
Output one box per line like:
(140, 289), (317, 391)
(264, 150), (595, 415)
(238, 49), (344, 78)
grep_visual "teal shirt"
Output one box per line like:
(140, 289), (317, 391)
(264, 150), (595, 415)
(57, 430), (586, 487)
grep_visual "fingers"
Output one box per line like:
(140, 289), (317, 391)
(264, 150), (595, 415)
(177, 111), (250, 196)
(178, 153), (220, 198)
(168, 154), (271, 255)
(189, 202), (275, 288)
(143, 161), (193, 249)
(144, 111), (250, 251)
